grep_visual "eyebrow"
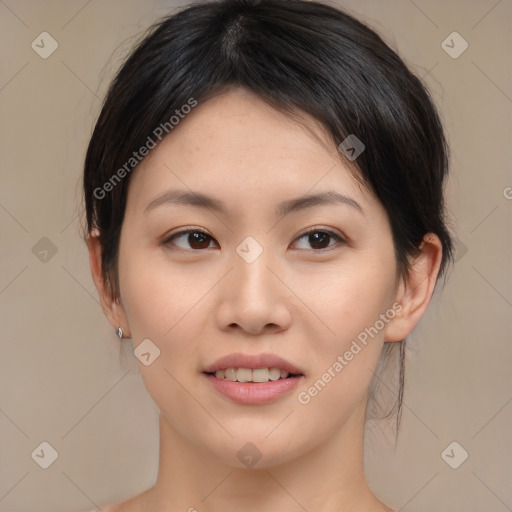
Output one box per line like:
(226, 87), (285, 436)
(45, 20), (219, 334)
(144, 189), (364, 217)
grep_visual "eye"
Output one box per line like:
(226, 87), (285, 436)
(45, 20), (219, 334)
(292, 228), (346, 252)
(162, 227), (346, 252)
(162, 228), (217, 250)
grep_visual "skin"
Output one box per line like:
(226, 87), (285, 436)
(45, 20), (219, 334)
(87, 86), (442, 512)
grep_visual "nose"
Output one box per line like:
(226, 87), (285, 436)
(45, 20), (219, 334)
(215, 247), (292, 336)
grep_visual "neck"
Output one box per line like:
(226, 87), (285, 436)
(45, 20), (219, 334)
(143, 402), (390, 512)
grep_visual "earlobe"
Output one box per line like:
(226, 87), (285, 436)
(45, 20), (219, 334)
(86, 232), (131, 338)
(383, 233), (443, 343)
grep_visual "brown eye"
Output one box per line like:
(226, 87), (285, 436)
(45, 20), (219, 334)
(163, 229), (216, 250)
(293, 229), (345, 252)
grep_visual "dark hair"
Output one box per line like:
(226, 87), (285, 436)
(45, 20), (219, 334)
(82, 0), (454, 436)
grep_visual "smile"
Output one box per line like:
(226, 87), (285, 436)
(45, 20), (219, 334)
(202, 352), (305, 404)
(208, 367), (300, 383)
(203, 372), (304, 404)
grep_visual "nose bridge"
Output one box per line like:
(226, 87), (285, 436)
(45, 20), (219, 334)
(232, 235), (276, 302)
(216, 235), (291, 334)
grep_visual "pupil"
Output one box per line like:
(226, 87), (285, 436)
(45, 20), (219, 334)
(190, 232), (209, 249)
(310, 232), (329, 249)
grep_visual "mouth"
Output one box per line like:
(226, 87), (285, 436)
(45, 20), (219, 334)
(204, 367), (303, 383)
(202, 353), (305, 404)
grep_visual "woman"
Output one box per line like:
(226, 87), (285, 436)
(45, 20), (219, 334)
(82, 0), (453, 510)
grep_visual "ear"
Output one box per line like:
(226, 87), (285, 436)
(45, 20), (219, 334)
(86, 230), (131, 338)
(384, 233), (443, 343)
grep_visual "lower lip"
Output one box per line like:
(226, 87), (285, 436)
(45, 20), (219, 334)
(204, 373), (303, 404)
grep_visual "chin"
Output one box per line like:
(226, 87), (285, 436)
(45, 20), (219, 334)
(197, 427), (315, 470)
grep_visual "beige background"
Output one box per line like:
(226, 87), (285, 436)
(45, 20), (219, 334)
(1, 0), (511, 511)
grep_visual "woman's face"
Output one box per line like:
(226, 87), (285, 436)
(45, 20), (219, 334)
(116, 87), (401, 468)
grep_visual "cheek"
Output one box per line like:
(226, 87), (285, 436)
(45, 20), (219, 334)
(118, 243), (207, 339)
(294, 246), (398, 409)
(304, 255), (397, 351)
(117, 245), (206, 398)
(117, 248), (213, 440)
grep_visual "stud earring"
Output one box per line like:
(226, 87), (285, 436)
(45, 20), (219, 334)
(116, 327), (123, 339)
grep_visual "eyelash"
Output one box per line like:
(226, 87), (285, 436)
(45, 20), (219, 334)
(162, 227), (346, 253)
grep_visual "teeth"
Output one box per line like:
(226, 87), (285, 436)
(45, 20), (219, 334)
(236, 368), (252, 382)
(269, 368), (281, 381)
(213, 367), (294, 383)
(252, 368), (269, 382)
(225, 368), (237, 381)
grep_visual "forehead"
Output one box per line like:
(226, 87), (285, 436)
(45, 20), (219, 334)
(126, 88), (376, 217)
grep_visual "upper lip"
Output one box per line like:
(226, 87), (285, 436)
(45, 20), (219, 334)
(203, 353), (304, 375)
